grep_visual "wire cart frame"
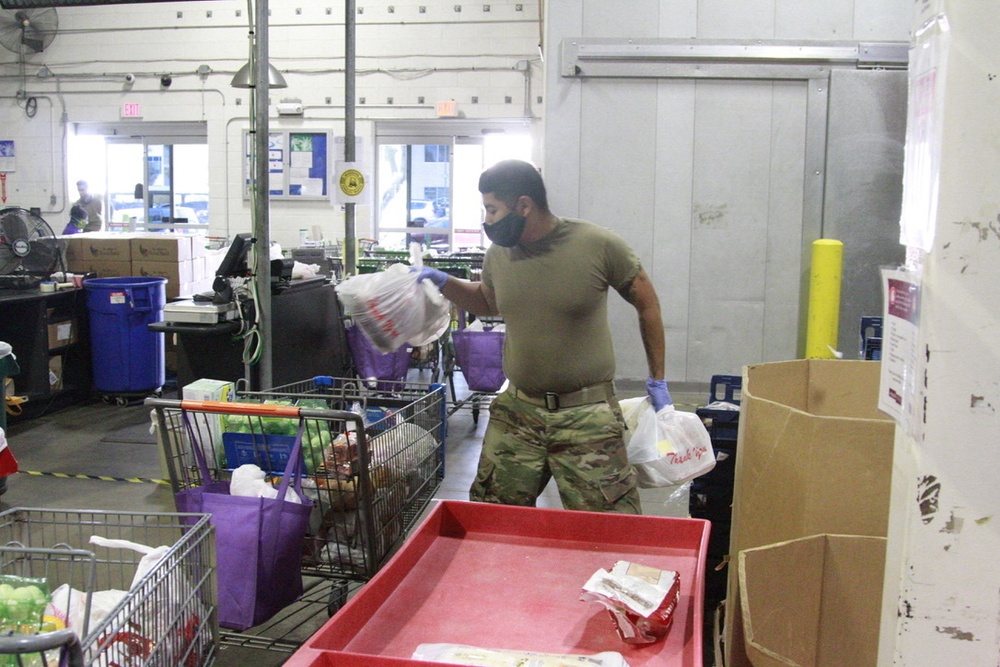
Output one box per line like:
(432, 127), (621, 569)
(0, 508), (216, 667)
(147, 377), (446, 652)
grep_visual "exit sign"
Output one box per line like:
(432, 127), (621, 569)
(121, 102), (142, 118)
(436, 100), (458, 117)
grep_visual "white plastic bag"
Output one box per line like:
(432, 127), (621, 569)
(335, 245), (450, 353)
(231, 463), (303, 503)
(46, 584), (128, 638)
(89, 536), (172, 590)
(623, 398), (715, 487)
(412, 644), (632, 667)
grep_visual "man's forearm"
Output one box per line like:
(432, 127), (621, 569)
(638, 308), (666, 380)
(441, 279), (498, 317)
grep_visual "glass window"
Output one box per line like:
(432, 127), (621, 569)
(374, 127), (532, 253)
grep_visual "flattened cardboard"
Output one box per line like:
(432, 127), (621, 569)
(725, 359), (895, 667)
(739, 534), (887, 667)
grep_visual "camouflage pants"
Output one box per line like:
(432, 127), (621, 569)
(469, 389), (641, 514)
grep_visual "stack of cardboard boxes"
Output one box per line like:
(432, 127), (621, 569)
(62, 232), (216, 300)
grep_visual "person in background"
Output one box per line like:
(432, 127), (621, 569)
(416, 159), (670, 514)
(73, 180), (103, 232)
(61, 204), (88, 235)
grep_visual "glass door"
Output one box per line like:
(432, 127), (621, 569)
(105, 139), (208, 231)
(375, 141), (452, 252)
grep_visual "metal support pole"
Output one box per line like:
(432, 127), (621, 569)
(253, 0), (272, 389)
(344, 0), (357, 276)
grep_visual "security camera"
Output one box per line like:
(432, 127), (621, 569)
(160, 74), (172, 88)
(124, 73), (135, 84)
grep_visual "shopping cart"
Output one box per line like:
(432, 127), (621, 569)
(0, 508), (216, 667)
(147, 376), (446, 652)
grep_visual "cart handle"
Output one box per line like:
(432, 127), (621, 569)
(0, 629), (83, 667)
(180, 399), (302, 417)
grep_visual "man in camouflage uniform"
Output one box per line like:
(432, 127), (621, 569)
(417, 160), (671, 513)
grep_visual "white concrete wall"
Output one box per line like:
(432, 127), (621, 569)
(0, 0), (542, 248)
(879, 1), (1000, 664)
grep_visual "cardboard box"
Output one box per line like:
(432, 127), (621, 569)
(48, 355), (63, 391)
(739, 534), (887, 667)
(131, 259), (194, 286)
(63, 234), (133, 263)
(131, 234), (193, 263)
(181, 378), (234, 450)
(182, 378), (233, 402)
(47, 318), (77, 350)
(66, 259), (133, 277)
(189, 234), (209, 260)
(725, 360), (895, 667)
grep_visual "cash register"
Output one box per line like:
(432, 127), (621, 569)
(151, 233), (350, 388)
(162, 233), (251, 325)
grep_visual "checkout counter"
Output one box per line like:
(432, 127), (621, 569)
(151, 274), (351, 390)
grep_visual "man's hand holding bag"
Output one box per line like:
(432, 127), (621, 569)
(622, 398), (716, 487)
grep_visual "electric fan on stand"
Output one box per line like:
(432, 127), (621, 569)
(0, 207), (64, 289)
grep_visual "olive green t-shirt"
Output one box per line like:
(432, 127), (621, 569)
(482, 217), (641, 395)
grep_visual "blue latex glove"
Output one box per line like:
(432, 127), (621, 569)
(411, 266), (449, 290)
(646, 377), (673, 412)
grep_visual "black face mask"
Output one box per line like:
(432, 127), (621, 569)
(484, 211), (527, 247)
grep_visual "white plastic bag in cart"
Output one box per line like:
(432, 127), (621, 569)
(89, 536), (171, 589)
(621, 397), (715, 487)
(46, 584), (128, 638)
(87, 536), (211, 665)
(335, 243), (450, 353)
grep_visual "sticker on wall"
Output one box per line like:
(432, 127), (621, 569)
(0, 140), (15, 173)
(335, 162), (369, 204)
(878, 266), (922, 438)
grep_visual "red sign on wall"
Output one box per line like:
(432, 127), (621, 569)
(121, 102), (142, 118)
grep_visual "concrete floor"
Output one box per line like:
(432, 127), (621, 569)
(3, 373), (711, 666)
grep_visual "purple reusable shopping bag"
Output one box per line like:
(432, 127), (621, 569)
(346, 324), (411, 385)
(451, 326), (506, 393)
(175, 413), (314, 631)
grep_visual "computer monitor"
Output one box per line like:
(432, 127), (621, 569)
(211, 233), (253, 302)
(216, 233), (254, 278)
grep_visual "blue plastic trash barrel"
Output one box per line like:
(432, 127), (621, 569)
(84, 277), (167, 394)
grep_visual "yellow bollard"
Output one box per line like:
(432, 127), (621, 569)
(805, 239), (844, 359)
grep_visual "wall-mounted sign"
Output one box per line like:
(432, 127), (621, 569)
(121, 102), (142, 118)
(0, 140), (14, 172)
(335, 162), (369, 204)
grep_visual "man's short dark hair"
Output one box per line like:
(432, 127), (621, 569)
(478, 159), (548, 211)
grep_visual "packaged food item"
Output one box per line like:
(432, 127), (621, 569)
(412, 643), (631, 667)
(0, 574), (51, 634)
(579, 561), (680, 644)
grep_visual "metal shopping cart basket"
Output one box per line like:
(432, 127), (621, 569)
(0, 508), (216, 667)
(147, 377), (446, 651)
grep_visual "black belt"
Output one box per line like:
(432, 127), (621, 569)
(508, 381), (615, 412)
